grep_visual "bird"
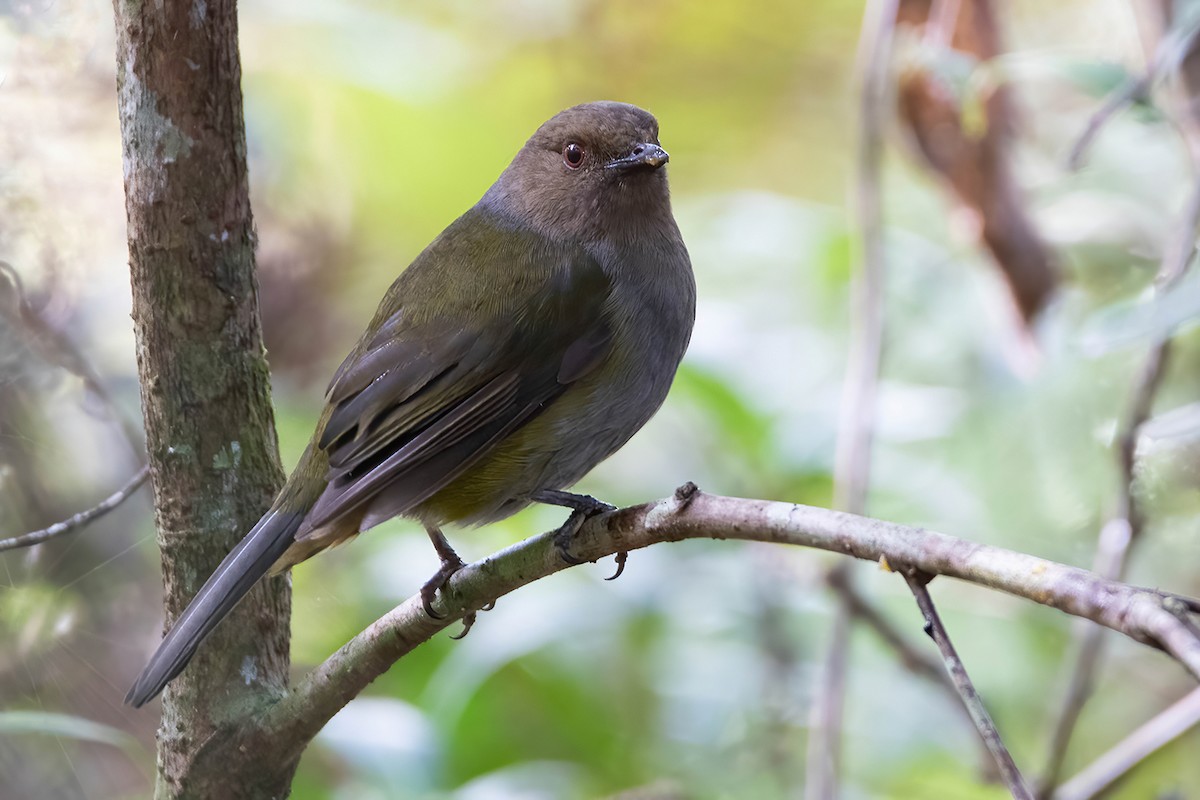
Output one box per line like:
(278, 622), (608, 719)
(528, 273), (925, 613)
(126, 101), (696, 707)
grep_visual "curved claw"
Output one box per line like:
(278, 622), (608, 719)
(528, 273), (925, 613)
(605, 551), (628, 581)
(553, 508), (589, 565)
(556, 546), (585, 566)
(450, 612), (477, 640)
(425, 599), (444, 620)
(421, 554), (466, 622)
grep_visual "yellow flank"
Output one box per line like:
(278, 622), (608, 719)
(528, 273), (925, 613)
(417, 380), (598, 524)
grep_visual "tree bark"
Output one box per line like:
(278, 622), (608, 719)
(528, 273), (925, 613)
(111, 1), (293, 797)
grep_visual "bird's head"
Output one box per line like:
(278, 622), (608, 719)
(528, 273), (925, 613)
(483, 101), (674, 243)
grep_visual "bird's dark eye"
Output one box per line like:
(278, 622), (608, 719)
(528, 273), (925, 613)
(563, 142), (585, 169)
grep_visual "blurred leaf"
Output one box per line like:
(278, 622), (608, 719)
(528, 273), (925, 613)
(1078, 268), (1200, 355)
(420, 578), (631, 730)
(1143, 401), (1200, 443)
(1058, 59), (1138, 98)
(671, 364), (773, 468)
(0, 710), (140, 754)
(0, 582), (80, 659)
(453, 760), (585, 800)
(880, 752), (1012, 799)
(315, 697), (440, 795)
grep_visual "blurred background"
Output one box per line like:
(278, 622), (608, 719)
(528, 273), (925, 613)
(3, 0), (1200, 797)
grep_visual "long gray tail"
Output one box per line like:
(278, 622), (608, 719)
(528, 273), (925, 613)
(125, 508), (305, 707)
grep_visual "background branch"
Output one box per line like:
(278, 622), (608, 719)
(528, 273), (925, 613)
(1054, 686), (1200, 800)
(0, 465), (148, 552)
(0, 260), (149, 553)
(1066, 13), (1200, 170)
(807, 0), (897, 794)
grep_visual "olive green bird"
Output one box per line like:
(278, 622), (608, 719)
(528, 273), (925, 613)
(126, 101), (696, 707)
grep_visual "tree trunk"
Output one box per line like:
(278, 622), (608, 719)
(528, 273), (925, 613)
(111, 0), (294, 796)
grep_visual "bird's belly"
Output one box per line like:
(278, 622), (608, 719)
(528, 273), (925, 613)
(415, 341), (676, 526)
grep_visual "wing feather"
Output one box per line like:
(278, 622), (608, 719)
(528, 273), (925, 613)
(300, 209), (615, 537)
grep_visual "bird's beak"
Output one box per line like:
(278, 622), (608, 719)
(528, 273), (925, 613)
(606, 142), (670, 171)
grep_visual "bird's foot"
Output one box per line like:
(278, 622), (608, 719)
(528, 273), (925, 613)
(533, 490), (623, 574)
(551, 508), (591, 565)
(420, 553), (466, 621)
(421, 524), (496, 638)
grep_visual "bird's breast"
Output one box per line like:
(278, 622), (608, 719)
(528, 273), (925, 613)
(418, 247), (695, 527)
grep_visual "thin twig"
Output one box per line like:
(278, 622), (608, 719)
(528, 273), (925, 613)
(0, 465), (149, 552)
(1037, 175), (1200, 797)
(1066, 75), (1155, 171)
(240, 487), (1200, 774)
(808, 0), (899, 795)
(1066, 16), (1200, 171)
(1054, 686), (1200, 800)
(0, 262), (148, 554)
(904, 570), (1034, 799)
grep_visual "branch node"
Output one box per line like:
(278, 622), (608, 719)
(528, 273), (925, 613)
(1164, 596), (1194, 619)
(644, 482), (701, 531)
(904, 566), (934, 587)
(673, 480), (700, 508)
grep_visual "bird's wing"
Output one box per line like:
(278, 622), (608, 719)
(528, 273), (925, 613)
(303, 228), (614, 533)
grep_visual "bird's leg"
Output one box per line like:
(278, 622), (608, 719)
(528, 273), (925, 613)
(531, 490), (624, 577)
(420, 524), (479, 638)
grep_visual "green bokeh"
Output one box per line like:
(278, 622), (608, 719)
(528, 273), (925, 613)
(3, 0), (1200, 798)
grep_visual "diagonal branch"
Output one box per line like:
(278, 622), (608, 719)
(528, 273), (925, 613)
(904, 570), (1033, 799)
(0, 465), (149, 552)
(1053, 686), (1200, 800)
(233, 485), (1200, 772)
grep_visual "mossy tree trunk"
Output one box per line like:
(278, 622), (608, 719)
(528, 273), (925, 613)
(111, 0), (295, 796)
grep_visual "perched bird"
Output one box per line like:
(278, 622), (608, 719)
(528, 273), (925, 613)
(126, 101), (696, 707)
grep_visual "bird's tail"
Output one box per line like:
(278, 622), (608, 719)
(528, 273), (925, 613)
(124, 507), (306, 707)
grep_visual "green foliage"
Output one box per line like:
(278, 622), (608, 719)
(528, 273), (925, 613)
(4, 0), (1200, 797)
(0, 710), (140, 754)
